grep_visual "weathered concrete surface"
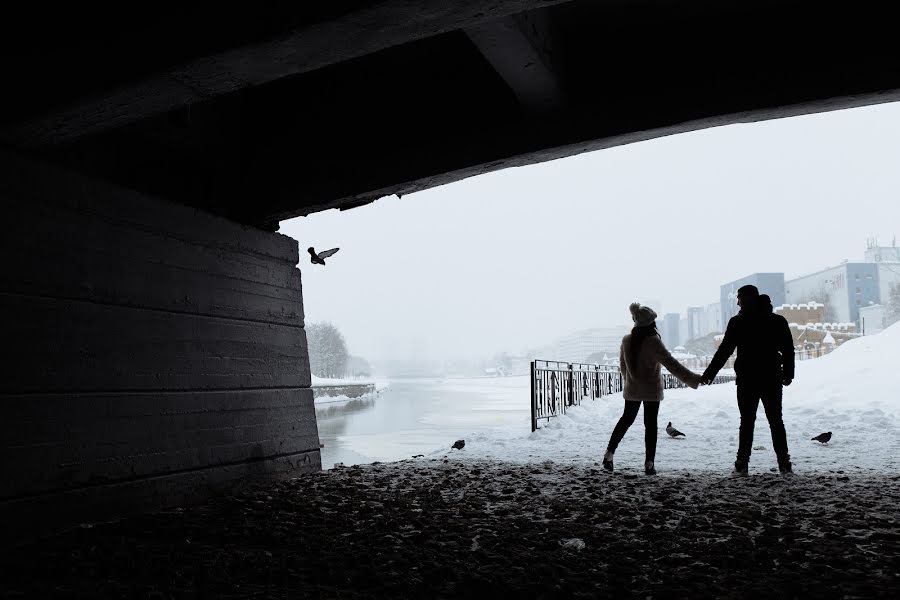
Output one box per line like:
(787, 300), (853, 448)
(1, 460), (897, 598)
(0, 152), (320, 540)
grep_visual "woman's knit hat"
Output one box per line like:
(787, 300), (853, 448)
(629, 302), (657, 327)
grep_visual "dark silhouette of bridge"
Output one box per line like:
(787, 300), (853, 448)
(2, 0), (898, 537)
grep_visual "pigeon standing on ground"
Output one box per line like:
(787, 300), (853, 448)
(451, 440), (465, 450)
(811, 432), (832, 444)
(308, 246), (339, 265)
(666, 422), (685, 438)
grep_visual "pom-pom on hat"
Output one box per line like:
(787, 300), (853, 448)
(629, 302), (658, 327)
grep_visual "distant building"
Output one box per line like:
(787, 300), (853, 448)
(775, 302), (826, 325)
(859, 304), (886, 336)
(659, 313), (681, 349)
(536, 327), (630, 363)
(769, 301), (859, 353)
(720, 273), (786, 325)
(864, 240), (900, 264)
(784, 241), (900, 327)
(686, 306), (708, 340)
(785, 263), (880, 325)
(706, 301), (723, 334)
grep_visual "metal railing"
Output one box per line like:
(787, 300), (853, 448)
(530, 360), (735, 431)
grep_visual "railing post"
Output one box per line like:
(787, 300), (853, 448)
(530, 361), (537, 432)
(567, 364), (574, 410)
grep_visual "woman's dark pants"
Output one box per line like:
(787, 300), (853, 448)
(607, 400), (659, 461)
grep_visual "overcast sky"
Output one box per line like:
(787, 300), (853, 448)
(281, 102), (900, 361)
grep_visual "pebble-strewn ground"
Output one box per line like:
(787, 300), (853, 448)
(3, 460), (899, 599)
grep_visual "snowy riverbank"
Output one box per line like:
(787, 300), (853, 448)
(437, 323), (900, 474)
(312, 375), (391, 405)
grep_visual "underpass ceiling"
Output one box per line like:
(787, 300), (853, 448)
(1, 0), (898, 228)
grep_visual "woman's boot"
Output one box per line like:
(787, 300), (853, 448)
(602, 450), (614, 471)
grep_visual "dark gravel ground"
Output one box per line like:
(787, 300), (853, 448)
(2, 459), (899, 599)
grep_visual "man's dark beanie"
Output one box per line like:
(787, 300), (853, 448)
(737, 284), (760, 298)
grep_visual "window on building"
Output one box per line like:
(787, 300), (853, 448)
(856, 287), (861, 293)
(855, 273), (860, 280)
(856, 299), (861, 305)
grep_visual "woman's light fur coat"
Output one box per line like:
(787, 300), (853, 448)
(619, 334), (701, 401)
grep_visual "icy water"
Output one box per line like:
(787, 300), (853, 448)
(316, 376), (528, 468)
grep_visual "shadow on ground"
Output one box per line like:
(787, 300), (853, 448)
(3, 460), (899, 598)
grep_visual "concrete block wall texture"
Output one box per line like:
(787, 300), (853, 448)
(0, 152), (320, 540)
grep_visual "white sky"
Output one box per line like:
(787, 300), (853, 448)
(281, 102), (900, 361)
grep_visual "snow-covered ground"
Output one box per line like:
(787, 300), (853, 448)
(312, 374), (391, 390)
(453, 323), (900, 474)
(312, 375), (391, 406)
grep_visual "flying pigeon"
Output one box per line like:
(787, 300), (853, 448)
(811, 432), (832, 444)
(451, 439), (465, 450)
(308, 246), (339, 265)
(666, 422), (685, 438)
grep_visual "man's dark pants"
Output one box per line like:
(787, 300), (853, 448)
(736, 382), (790, 464)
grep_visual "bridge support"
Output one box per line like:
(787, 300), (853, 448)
(0, 152), (319, 540)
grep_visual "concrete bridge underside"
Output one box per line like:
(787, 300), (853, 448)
(2, 0), (899, 535)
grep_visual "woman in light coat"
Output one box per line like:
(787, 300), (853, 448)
(603, 303), (702, 475)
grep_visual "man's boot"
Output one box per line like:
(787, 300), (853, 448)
(733, 458), (749, 477)
(778, 455), (793, 474)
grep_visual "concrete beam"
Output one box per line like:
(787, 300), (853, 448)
(465, 11), (566, 113)
(256, 86), (900, 223)
(1, 0), (573, 147)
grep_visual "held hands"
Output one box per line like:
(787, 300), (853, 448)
(699, 375), (713, 386)
(783, 376), (793, 386)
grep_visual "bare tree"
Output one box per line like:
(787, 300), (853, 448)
(683, 332), (720, 358)
(346, 355), (372, 378)
(805, 283), (839, 323)
(886, 282), (900, 328)
(306, 322), (349, 378)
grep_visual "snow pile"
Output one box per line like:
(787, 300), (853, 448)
(787, 320), (900, 412)
(312, 375), (391, 391)
(312, 375), (391, 406)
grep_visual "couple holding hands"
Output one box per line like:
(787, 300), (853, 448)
(604, 285), (795, 476)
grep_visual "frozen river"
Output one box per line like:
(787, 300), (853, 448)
(316, 376), (528, 468)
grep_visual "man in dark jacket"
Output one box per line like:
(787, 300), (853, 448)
(701, 285), (796, 475)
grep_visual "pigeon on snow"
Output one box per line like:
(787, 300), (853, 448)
(308, 247), (339, 265)
(811, 432), (832, 444)
(666, 422), (685, 438)
(451, 439), (465, 450)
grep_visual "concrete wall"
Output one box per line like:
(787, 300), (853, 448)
(0, 152), (319, 539)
